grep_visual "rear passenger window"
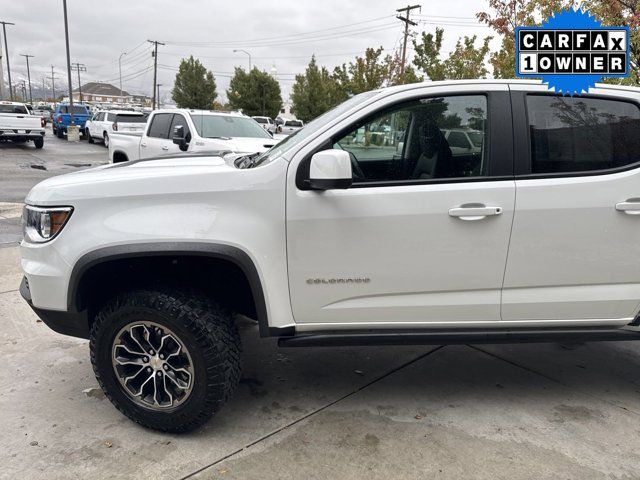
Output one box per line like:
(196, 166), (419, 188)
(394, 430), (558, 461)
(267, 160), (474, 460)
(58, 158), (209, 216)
(147, 113), (173, 138)
(527, 96), (640, 174)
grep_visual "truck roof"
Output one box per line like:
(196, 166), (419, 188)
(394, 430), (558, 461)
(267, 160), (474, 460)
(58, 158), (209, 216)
(153, 108), (247, 117)
(0, 100), (27, 106)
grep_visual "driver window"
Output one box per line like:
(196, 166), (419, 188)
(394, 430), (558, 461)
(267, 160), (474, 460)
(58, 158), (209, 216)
(333, 95), (488, 183)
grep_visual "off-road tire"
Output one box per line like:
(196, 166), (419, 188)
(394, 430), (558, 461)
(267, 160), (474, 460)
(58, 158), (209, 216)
(90, 289), (241, 433)
(33, 137), (44, 149)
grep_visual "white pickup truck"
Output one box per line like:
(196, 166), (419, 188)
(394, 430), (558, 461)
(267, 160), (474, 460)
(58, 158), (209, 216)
(109, 109), (278, 163)
(0, 101), (45, 148)
(20, 79), (640, 432)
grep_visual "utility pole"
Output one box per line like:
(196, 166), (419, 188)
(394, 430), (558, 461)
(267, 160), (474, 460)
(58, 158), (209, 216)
(71, 63), (86, 102)
(396, 4), (420, 78)
(50, 65), (57, 105)
(20, 53), (34, 105)
(148, 39), (164, 110)
(156, 83), (161, 108)
(1, 21), (15, 99)
(62, 0), (75, 127)
(118, 52), (126, 102)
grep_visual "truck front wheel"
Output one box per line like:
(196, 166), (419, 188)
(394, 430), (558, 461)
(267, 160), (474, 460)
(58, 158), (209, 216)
(89, 289), (241, 433)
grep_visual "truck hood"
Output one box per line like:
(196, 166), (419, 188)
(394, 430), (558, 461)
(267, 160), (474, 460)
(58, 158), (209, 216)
(198, 136), (277, 153)
(25, 155), (238, 205)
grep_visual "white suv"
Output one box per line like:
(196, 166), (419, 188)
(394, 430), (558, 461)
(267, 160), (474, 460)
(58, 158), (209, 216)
(20, 80), (640, 432)
(85, 110), (147, 147)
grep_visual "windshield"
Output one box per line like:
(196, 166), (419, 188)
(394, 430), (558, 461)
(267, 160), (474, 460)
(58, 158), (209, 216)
(0, 104), (28, 114)
(115, 114), (146, 123)
(250, 90), (379, 167)
(285, 120), (303, 127)
(189, 114), (272, 139)
(253, 117), (267, 124)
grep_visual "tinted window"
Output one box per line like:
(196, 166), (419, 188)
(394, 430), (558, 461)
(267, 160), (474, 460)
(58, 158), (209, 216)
(115, 114), (146, 123)
(107, 113), (116, 122)
(285, 120), (303, 127)
(527, 96), (640, 174)
(0, 104), (28, 114)
(334, 95), (488, 183)
(147, 113), (173, 138)
(253, 117), (267, 124)
(169, 114), (191, 141)
(61, 105), (89, 114)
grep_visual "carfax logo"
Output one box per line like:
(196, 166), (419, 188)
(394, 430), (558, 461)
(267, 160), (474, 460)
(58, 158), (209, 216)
(515, 8), (630, 95)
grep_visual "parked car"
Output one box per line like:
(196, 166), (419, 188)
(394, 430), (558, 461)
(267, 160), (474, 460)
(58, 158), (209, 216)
(33, 105), (53, 124)
(0, 101), (45, 148)
(251, 116), (276, 135)
(51, 103), (91, 138)
(278, 118), (304, 135)
(85, 110), (147, 148)
(20, 80), (640, 433)
(109, 109), (277, 163)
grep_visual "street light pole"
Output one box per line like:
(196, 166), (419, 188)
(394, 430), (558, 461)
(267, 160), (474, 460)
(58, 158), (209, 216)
(0, 21), (15, 100)
(118, 52), (126, 103)
(19, 53), (34, 105)
(233, 49), (251, 70)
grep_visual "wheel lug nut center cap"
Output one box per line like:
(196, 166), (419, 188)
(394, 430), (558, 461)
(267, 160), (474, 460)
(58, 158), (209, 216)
(150, 356), (162, 369)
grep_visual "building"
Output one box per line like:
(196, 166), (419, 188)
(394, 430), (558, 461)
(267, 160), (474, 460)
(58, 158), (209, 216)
(71, 82), (152, 106)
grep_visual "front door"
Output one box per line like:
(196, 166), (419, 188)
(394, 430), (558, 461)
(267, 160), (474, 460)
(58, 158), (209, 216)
(142, 112), (174, 158)
(287, 89), (516, 328)
(502, 88), (640, 324)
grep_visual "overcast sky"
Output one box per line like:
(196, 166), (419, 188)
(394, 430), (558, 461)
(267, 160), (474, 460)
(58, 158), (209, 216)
(1, 0), (496, 103)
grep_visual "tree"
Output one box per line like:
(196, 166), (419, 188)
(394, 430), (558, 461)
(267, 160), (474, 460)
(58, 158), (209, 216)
(171, 56), (217, 109)
(583, 0), (640, 84)
(227, 68), (283, 118)
(413, 28), (492, 80)
(476, 0), (574, 78)
(291, 56), (345, 122)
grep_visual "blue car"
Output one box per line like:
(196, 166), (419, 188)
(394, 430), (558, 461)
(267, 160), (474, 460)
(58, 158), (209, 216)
(52, 103), (91, 139)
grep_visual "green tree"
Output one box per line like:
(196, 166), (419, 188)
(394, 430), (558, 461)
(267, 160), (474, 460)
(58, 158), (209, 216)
(413, 28), (492, 80)
(476, 0), (574, 78)
(291, 56), (345, 122)
(583, 0), (640, 84)
(227, 68), (283, 118)
(171, 56), (217, 109)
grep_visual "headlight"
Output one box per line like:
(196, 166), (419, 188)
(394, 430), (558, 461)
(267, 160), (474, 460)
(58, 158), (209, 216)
(22, 205), (73, 243)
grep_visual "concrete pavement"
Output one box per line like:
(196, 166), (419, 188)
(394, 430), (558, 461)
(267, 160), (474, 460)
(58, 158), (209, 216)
(2, 243), (640, 479)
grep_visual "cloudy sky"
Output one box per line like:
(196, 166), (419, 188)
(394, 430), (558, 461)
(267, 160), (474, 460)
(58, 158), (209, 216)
(1, 0), (497, 103)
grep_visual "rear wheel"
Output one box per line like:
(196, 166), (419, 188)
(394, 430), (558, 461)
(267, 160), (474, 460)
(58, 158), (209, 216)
(33, 137), (44, 149)
(87, 129), (94, 143)
(103, 132), (109, 148)
(90, 290), (241, 433)
(56, 128), (64, 139)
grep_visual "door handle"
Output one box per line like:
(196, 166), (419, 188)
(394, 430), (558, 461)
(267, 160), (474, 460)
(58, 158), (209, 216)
(161, 146), (169, 151)
(140, 143), (147, 148)
(449, 205), (502, 221)
(616, 200), (640, 215)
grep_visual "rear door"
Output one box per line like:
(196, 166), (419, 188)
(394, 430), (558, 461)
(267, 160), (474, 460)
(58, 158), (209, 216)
(142, 113), (174, 157)
(502, 85), (640, 325)
(286, 84), (516, 328)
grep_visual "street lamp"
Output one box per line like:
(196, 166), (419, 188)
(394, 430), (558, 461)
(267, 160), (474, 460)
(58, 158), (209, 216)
(118, 52), (126, 102)
(233, 49), (251, 71)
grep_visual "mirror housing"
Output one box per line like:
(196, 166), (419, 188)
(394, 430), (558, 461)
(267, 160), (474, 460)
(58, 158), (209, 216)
(308, 149), (352, 190)
(172, 125), (188, 151)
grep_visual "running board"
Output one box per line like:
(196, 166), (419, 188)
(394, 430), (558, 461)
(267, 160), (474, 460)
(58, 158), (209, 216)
(277, 328), (640, 347)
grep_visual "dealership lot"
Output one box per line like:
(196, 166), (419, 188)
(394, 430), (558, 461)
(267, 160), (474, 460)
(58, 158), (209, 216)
(2, 138), (640, 479)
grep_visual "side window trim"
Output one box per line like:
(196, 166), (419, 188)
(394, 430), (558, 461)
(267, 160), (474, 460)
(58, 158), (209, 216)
(296, 90), (513, 190)
(512, 91), (640, 179)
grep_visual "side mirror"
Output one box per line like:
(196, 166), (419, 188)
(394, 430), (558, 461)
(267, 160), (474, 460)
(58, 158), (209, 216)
(172, 125), (188, 151)
(308, 149), (352, 190)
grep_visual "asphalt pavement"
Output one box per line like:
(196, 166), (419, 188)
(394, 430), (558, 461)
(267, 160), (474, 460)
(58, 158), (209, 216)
(0, 125), (109, 244)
